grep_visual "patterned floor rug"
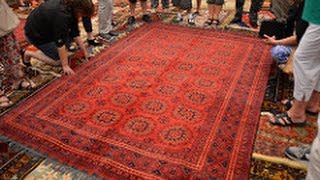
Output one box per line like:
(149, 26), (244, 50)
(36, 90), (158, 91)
(249, 156), (307, 179)
(0, 22), (272, 179)
(0, 139), (44, 179)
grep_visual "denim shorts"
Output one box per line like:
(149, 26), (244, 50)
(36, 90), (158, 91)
(207, 0), (224, 5)
(26, 36), (59, 61)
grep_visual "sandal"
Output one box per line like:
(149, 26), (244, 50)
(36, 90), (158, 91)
(188, 17), (195, 25)
(205, 19), (213, 25)
(21, 49), (32, 67)
(282, 99), (319, 116)
(212, 19), (220, 25)
(12, 79), (34, 90)
(0, 91), (12, 108)
(268, 112), (306, 127)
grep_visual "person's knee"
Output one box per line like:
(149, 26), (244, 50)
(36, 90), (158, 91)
(271, 45), (291, 64)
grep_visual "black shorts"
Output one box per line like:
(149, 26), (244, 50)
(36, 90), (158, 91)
(129, 0), (147, 3)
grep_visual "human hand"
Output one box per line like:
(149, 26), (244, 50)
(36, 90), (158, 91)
(84, 50), (93, 61)
(263, 34), (277, 45)
(62, 66), (75, 76)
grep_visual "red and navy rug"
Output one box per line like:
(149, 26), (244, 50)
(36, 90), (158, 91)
(0, 22), (272, 179)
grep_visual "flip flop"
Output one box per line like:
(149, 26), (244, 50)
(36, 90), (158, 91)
(282, 99), (293, 110)
(269, 112), (306, 127)
(205, 19), (213, 25)
(212, 19), (220, 25)
(0, 94), (12, 109)
(283, 99), (318, 116)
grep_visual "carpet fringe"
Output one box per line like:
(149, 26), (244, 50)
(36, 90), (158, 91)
(252, 153), (308, 170)
(0, 135), (99, 179)
(0, 135), (44, 158)
(42, 159), (101, 180)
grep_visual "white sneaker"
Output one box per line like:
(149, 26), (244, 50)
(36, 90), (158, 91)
(175, 13), (182, 22)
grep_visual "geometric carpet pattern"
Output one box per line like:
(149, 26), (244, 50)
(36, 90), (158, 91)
(0, 22), (272, 179)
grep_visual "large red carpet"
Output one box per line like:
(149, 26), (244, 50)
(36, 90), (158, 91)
(0, 23), (272, 179)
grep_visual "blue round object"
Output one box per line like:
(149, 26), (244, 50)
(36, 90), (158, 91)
(271, 45), (292, 64)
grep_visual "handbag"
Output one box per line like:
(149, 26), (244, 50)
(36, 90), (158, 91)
(0, 0), (20, 37)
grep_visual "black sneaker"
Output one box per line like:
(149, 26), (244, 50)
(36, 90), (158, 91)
(230, 17), (241, 24)
(128, 16), (136, 25)
(87, 38), (102, 46)
(249, 20), (258, 28)
(99, 33), (115, 41)
(142, 14), (151, 23)
(284, 145), (311, 162)
(192, 11), (200, 17)
(108, 31), (120, 37)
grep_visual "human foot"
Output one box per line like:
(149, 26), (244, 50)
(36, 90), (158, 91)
(268, 112), (306, 127)
(282, 99), (318, 116)
(0, 92), (12, 108)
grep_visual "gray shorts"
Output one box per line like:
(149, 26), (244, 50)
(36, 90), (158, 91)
(207, 0), (224, 5)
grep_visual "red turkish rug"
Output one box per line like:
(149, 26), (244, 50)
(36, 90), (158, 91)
(0, 22), (272, 179)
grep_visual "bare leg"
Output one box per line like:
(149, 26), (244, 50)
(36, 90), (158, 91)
(306, 91), (320, 112)
(141, 1), (147, 14)
(287, 100), (308, 123)
(208, 4), (214, 19)
(213, 5), (222, 20)
(25, 50), (61, 66)
(129, 3), (136, 16)
(196, 0), (201, 12)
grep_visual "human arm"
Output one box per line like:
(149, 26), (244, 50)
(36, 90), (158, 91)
(70, 16), (91, 61)
(74, 36), (91, 61)
(263, 34), (298, 46)
(58, 45), (75, 75)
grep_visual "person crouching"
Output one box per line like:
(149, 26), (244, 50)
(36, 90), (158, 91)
(22, 0), (94, 75)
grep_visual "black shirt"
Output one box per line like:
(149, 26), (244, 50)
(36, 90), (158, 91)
(25, 0), (80, 47)
(286, 1), (309, 43)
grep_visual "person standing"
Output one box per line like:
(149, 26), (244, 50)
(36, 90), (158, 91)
(0, 0), (25, 108)
(127, 0), (151, 25)
(151, 0), (169, 13)
(98, 0), (119, 40)
(172, 0), (193, 24)
(206, 0), (224, 25)
(229, 0), (263, 28)
(285, 0), (320, 178)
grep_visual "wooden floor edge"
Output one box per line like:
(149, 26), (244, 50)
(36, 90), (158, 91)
(252, 153), (308, 170)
